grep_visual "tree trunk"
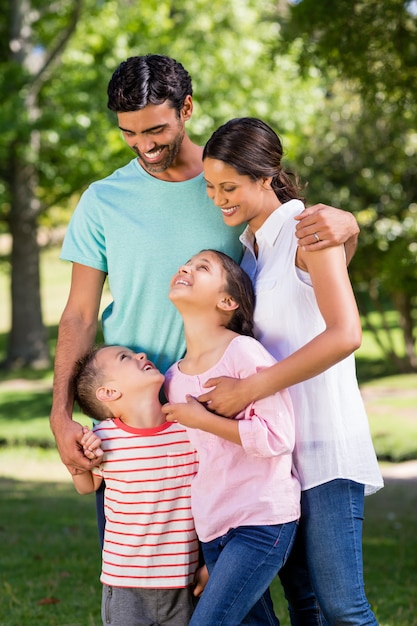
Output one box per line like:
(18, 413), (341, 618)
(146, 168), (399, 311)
(6, 149), (50, 369)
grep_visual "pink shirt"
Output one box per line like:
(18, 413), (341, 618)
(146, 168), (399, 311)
(164, 335), (300, 542)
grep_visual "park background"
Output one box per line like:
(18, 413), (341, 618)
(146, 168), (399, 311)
(0, 0), (416, 624)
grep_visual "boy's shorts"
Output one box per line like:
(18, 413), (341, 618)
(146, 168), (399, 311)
(101, 584), (197, 626)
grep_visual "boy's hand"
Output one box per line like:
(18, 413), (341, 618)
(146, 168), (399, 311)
(192, 564), (209, 597)
(80, 426), (103, 460)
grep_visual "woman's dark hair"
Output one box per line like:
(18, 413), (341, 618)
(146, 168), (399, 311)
(107, 54), (192, 115)
(203, 117), (303, 203)
(203, 249), (255, 338)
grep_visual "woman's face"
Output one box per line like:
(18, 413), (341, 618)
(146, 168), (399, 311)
(203, 158), (276, 231)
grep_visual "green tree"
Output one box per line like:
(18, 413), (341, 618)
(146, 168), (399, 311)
(2, 0), (319, 368)
(279, 0), (417, 371)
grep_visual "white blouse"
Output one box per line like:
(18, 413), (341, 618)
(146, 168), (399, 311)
(240, 199), (383, 495)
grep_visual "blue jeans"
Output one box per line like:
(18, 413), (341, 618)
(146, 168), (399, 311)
(190, 522), (298, 626)
(279, 479), (379, 625)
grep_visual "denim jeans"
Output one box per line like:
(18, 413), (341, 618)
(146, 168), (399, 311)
(279, 479), (379, 626)
(189, 521), (298, 626)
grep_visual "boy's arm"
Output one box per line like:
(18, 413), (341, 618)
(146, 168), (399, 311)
(72, 471), (103, 495)
(72, 426), (104, 494)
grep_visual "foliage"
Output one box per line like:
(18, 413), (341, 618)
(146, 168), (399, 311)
(0, 0), (322, 367)
(277, 0), (417, 371)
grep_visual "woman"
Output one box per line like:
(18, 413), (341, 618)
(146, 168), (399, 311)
(199, 118), (383, 625)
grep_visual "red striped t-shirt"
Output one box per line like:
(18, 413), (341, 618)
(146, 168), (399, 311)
(92, 419), (199, 588)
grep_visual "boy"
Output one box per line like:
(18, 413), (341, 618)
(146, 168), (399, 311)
(71, 345), (205, 626)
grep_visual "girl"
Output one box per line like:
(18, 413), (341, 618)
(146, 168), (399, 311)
(162, 249), (300, 626)
(198, 117), (384, 625)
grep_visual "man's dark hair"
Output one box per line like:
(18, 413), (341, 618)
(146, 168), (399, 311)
(107, 54), (193, 115)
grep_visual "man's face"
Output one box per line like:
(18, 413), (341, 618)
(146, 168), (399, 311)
(117, 100), (188, 175)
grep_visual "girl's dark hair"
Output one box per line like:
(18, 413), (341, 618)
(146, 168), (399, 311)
(203, 249), (255, 338)
(203, 117), (303, 203)
(107, 54), (192, 115)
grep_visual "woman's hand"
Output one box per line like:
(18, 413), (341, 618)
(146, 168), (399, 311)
(197, 376), (251, 418)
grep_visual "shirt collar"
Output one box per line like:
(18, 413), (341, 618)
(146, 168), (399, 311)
(240, 199), (304, 250)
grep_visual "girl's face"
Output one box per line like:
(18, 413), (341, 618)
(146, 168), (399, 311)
(203, 158), (277, 231)
(169, 251), (229, 307)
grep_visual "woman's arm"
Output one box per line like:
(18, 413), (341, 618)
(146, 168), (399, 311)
(198, 245), (361, 417)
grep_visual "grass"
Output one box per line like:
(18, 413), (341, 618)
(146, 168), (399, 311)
(0, 459), (416, 626)
(0, 476), (101, 626)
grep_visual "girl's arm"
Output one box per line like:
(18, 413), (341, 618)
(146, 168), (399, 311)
(198, 245), (361, 417)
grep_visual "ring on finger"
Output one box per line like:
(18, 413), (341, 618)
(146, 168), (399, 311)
(313, 232), (320, 242)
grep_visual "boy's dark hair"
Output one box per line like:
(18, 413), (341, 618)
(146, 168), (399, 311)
(203, 250), (255, 338)
(72, 347), (113, 421)
(107, 54), (193, 115)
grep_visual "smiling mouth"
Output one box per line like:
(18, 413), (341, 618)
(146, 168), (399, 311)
(174, 278), (190, 286)
(142, 147), (165, 161)
(221, 206), (238, 216)
(143, 362), (154, 371)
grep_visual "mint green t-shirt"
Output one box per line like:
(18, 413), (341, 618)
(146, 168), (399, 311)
(61, 158), (243, 374)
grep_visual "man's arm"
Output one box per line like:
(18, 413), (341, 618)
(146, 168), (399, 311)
(50, 263), (106, 474)
(295, 204), (359, 265)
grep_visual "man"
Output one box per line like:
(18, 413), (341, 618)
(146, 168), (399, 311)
(50, 54), (358, 474)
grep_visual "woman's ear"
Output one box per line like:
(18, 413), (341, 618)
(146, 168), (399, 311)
(261, 176), (273, 190)
(217, 295), (239, 312)
(96, 386), (122, 404)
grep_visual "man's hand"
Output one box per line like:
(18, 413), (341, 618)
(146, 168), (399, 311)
(51, 412), (103, 475)
(295, 204), (359, 254)
(197, 376), (249, 418)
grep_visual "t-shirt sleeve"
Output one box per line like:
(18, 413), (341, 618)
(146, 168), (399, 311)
(60, 185), (108, 273)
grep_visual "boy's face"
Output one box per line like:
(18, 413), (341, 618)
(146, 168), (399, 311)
(96, 346), (164, 394)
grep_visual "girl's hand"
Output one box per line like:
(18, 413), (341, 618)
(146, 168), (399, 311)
(162, 396), (209, 429)
(197, 376), (250, 418)
(192, 564), (209, 597)
(80, 426), (103, 460)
